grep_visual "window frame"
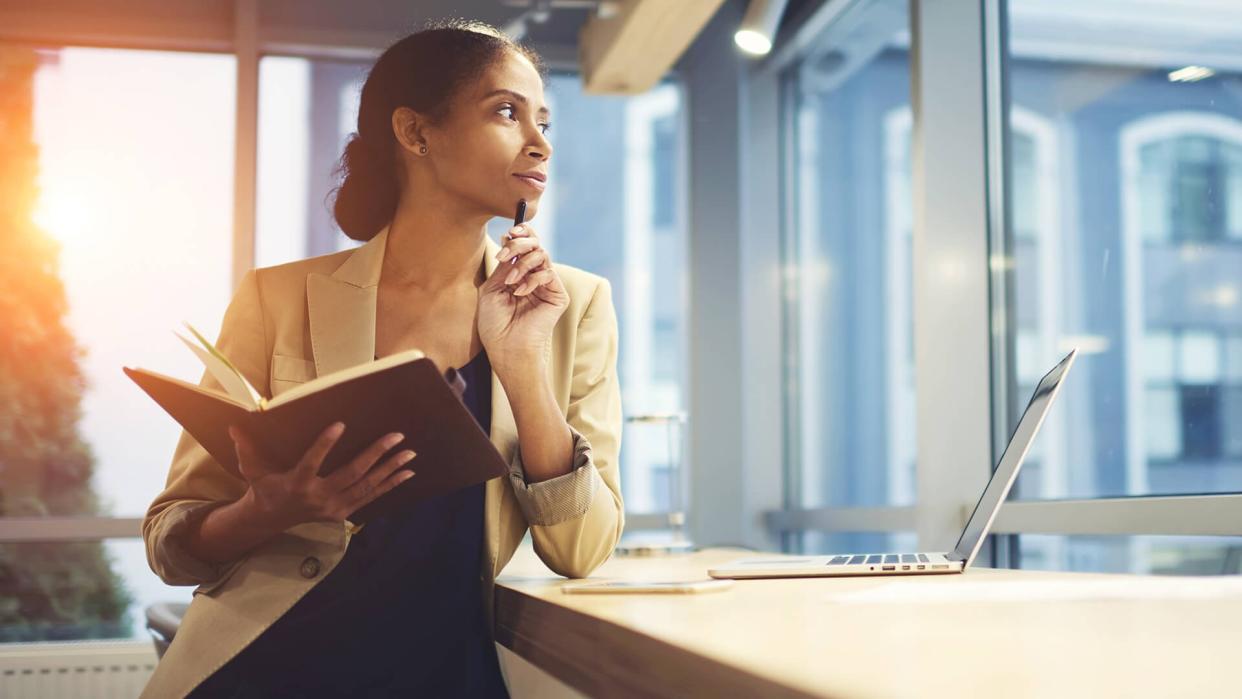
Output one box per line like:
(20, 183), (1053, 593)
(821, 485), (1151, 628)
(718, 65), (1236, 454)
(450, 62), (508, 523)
(763, 0), (1242, 557)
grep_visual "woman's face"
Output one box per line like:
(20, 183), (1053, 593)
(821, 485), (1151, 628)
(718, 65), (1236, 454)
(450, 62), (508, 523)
(414, 50), (553, 221)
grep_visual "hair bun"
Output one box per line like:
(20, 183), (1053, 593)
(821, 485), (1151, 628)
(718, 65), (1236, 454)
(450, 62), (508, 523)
(332, 133), (399, 241)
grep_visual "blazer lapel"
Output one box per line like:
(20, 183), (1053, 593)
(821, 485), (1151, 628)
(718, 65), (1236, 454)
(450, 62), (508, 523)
(306, 227), (387, 377)
(303, 225), (519, 576)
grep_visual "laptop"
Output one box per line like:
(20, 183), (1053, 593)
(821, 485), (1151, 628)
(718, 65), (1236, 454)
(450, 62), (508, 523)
(708, 348), (1078, 579)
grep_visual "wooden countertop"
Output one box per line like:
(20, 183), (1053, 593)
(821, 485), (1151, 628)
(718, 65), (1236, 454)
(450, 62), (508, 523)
(494, 545), (1242, 698)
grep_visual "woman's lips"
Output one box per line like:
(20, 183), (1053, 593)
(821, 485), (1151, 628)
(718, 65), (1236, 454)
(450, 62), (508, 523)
(513, 174), (546, 191)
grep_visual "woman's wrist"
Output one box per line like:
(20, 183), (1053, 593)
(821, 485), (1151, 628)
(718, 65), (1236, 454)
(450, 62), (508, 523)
(183, 493), (275, 567)
(236, 488), (296, 537)
(489, 348), (545, 382)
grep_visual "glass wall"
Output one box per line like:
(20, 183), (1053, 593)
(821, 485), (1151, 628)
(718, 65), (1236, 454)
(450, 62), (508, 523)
(783, 0), (914, 554)
(6, 45), (236, 640)
(1000, 0), (1242, 572)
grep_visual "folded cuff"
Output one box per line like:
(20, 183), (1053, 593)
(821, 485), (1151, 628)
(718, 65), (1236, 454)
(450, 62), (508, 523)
(507, 423), (599, 526)
(154, 500), (232, 585)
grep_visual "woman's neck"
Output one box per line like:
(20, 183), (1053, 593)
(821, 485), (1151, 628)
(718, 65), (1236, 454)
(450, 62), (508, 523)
(381, 189), (492, 292)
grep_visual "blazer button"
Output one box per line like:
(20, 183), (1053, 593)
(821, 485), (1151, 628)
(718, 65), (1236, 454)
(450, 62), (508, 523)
(300, 556), (321, 579)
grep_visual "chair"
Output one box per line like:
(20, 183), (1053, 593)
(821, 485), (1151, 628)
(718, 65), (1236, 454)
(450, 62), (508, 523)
(145, 602), (188, 659)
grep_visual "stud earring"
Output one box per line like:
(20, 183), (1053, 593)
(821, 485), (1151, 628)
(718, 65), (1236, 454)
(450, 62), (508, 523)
(418, 143), (428, 155)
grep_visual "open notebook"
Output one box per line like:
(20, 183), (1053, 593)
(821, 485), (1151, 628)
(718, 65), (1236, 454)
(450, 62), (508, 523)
(124, 323), (508, 524)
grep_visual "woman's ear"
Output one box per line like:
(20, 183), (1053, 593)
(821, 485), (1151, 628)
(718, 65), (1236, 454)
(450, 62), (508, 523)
(391, 106), (428, 156)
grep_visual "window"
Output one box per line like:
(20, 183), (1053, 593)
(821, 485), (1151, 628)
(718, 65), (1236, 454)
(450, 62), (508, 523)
(782, 0), (914, 554)
(1140, 136), (1242, 243)
(1005, 108), (1067, 495)
(1003, 1), (1242, 501)
(255, 56), (369, 267)
(9, 45), (236, 641)
(0, 540), (152, 642)
(651, 113), (678, 229)
(1000, 0), (1242, 574)
(28, 46), (236, 517)
(1139, 328), (1240, 464)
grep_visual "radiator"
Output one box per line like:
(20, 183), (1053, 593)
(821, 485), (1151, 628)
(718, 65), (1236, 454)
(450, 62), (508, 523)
(0, 640), (157, 698)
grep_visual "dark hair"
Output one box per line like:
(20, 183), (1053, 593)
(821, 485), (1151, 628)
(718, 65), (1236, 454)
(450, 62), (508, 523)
(330, 19), (548, 241)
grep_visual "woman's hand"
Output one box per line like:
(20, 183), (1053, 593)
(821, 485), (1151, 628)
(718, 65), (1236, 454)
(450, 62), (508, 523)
(477, 223), (570, 373)
(227, 422), (417, 532)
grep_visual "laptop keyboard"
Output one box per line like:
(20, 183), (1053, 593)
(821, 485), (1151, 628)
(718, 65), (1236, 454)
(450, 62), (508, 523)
(827, 553), (930, 565)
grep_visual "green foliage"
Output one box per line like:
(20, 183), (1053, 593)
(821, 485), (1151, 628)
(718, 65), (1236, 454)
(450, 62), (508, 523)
(0, 47), (134, 642)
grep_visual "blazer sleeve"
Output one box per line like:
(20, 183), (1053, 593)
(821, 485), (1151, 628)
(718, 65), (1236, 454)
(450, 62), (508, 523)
(505, 278), (625, 578)
(141, 268), (267, 590)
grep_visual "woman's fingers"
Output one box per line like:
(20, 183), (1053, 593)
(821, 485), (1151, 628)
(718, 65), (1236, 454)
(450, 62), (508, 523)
(323, 431), (406, 491)
(513, 267), (556, 296)
(499, 225), (530, 245)
(338, 450), (418, 513)
(496, 231), (540, 263)
(292, 421), (347, 480)
(503, 249), (549, 287)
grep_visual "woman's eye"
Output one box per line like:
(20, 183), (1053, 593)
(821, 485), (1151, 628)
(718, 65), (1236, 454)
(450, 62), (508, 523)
(498, 105), (551, 136)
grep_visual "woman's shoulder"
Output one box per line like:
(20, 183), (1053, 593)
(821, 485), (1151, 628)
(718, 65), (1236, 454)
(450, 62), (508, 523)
(241, 247), (361, 313)
(254, 247), (357, 287)
(549, 262), (616, 340)
(551, 261), (613, 315)
(253, 248), (608, 293)
(551, 261), (608, 298)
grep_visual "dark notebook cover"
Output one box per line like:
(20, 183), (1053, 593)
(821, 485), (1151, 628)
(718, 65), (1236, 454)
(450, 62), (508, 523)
(124, 356), (508, 524)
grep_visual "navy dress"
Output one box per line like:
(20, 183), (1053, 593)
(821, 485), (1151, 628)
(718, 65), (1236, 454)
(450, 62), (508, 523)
(190, 350), (508, 698)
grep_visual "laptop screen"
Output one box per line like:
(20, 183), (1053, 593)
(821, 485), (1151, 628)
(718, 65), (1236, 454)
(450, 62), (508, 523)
(948, 349), (1078, 567)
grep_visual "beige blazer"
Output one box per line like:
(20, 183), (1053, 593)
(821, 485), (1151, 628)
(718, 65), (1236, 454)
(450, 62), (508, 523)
(139, 227), (624, 698)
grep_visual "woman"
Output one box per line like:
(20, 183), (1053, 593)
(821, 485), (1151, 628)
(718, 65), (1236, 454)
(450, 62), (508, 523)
(140, 19), (624, 698)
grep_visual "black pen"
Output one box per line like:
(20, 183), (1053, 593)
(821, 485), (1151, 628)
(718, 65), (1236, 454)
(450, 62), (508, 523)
(508, 199), (527, 266)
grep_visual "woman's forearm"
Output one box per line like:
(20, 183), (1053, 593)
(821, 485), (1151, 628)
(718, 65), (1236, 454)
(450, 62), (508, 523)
(183, 490), (287, 566)
(495, 355), (575, 483)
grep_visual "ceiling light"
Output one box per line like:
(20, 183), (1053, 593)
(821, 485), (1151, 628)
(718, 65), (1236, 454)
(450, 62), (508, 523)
(503, 0), (555, 41)
(734, 0), (789, 57)
(504, 16), (528, 40)
(1168, 65), (1215, 83)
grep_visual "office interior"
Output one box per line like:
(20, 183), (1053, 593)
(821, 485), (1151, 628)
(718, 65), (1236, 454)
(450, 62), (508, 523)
(1, 0), (1240, 696)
